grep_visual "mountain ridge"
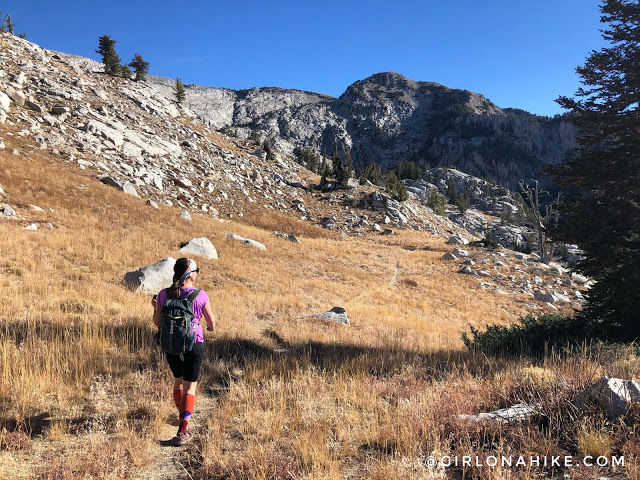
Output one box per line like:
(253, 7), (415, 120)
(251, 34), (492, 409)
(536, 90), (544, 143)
(144, 71), (576, 189)
(53, 50), (575, 189)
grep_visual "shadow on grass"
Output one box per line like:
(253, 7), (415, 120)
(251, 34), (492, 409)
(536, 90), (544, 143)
(0, 317), (511, 439)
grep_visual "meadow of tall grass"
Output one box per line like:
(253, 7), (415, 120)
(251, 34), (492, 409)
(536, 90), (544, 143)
(1, 149), (638, 479)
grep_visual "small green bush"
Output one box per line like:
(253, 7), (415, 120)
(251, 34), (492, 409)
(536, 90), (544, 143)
(385, 172), (409, 201)
(427, 191), (447, 215)
(482, 230), (500, 250)
(462, 313), (595, 357)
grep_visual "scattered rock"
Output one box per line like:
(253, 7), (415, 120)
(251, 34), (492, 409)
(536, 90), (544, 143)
(179, 209), (192, 221)
(98, 175), (140, 197)
(179, 237), (218, 260)
(452, 248), (471, 258)
(448, 235), (469, 245)
(275, 232), (300, 244)
(173, 176), (193, 189)
(319, 217), (335, 229)
(576, 376), (640, 420)
(24, 223), (38, 231)
(123, 257), (177, 294)
(0, 92), (11, 111)
(1, 205), (16, 217)
(442, 252), (458, 261)
(147, 199), (159, 209)
(250, 170), (262, 183)
(51, 106), (70, 115)
(459, 403), (542, 423)
(534, 291), (560, 303)
(382, 228), (395, 235)
(25, 99), (43, 113)
(225, 233), (267, 250)
(571, 273), (588, 284)
(346, 178), (359, 189)
(307, 306), (350, 326)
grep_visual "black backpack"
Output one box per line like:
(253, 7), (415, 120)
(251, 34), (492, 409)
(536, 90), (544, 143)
(159, 289), (201, 354)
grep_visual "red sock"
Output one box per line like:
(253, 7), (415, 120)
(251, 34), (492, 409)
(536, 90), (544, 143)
(173, 388), (183, 410)
(178, 394), (195, 435)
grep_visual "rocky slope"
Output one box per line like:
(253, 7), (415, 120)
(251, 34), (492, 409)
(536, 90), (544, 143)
(0, 33), (589, 311)
(0, 33), (582, 251)
(146, 72), (577, 190)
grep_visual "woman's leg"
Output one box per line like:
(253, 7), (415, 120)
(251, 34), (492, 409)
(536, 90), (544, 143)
(165, 352), (184, 412)
(177, 343), (204, 437)
(173, 377), (183, 411)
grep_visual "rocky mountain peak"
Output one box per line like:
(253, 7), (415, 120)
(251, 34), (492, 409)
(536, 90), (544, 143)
(346, 71), (417, 91)
(138, 67), (573, 189)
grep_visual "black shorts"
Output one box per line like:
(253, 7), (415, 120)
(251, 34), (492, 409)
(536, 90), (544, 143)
(165, 342), (204, 382)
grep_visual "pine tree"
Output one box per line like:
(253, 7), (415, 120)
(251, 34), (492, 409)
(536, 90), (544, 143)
(120, 63), (132, 80)
(550, 0), (640, 338)
(130, 53), (149, 82)
(96, 35), (121, 75)
(456, 189), (470, 215)
(363, 162), (383, 185)
(332, 150), (345, 182)
(262, 139), (275, 161)
(446, 178), (458, 205)
(1, 13), (16, 34)
(427, 191), (447, 216)
(385, 172), (409, 201)
(175, 78), (186, 104)
(342, 149), (353, 182)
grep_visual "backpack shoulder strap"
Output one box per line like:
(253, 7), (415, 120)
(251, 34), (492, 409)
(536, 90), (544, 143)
(186, 289), (201, 302)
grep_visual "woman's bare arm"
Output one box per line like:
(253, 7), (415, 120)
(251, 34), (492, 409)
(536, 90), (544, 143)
(152, 299), (162, 329)
(202, 300), (215, 331)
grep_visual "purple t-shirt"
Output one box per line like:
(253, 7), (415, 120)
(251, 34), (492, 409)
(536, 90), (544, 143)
(156, 287), (209, 343)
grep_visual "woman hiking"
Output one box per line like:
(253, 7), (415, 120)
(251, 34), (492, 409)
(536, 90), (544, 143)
(152, 257), (215, 446)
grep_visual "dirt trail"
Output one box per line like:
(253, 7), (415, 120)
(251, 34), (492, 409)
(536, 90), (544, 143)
(135, 393), (218, 480)
(389, 261), (401, 287)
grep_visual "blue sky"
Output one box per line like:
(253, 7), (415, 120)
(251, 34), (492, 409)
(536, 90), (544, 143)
(3, 1), (606, 116)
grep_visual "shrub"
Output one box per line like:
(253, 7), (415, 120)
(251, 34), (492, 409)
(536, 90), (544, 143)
(515, 236), (533, 254)
(385, 172), (409, 201)
(60, 298), (95, 314)
(462, 313), (595, 357)
(426, 191), (446, 215)
(482, 230), (500, 249)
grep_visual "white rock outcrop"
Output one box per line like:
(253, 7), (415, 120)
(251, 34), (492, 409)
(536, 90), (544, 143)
(307, 306), (350, 326)
(123, 257), (176, 294)
(225, 233), (266, 251)
(576, 376), (640, 420)
(179, 237), (218, 260)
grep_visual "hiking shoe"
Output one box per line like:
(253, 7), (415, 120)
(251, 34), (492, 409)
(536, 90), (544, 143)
(174, 431), (193, 446)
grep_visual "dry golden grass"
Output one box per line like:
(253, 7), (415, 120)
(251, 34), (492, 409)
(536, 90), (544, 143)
(1, 145), (638, 479)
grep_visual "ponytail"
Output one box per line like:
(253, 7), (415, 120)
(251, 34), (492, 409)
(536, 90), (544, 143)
(167, 257), (190, 299)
